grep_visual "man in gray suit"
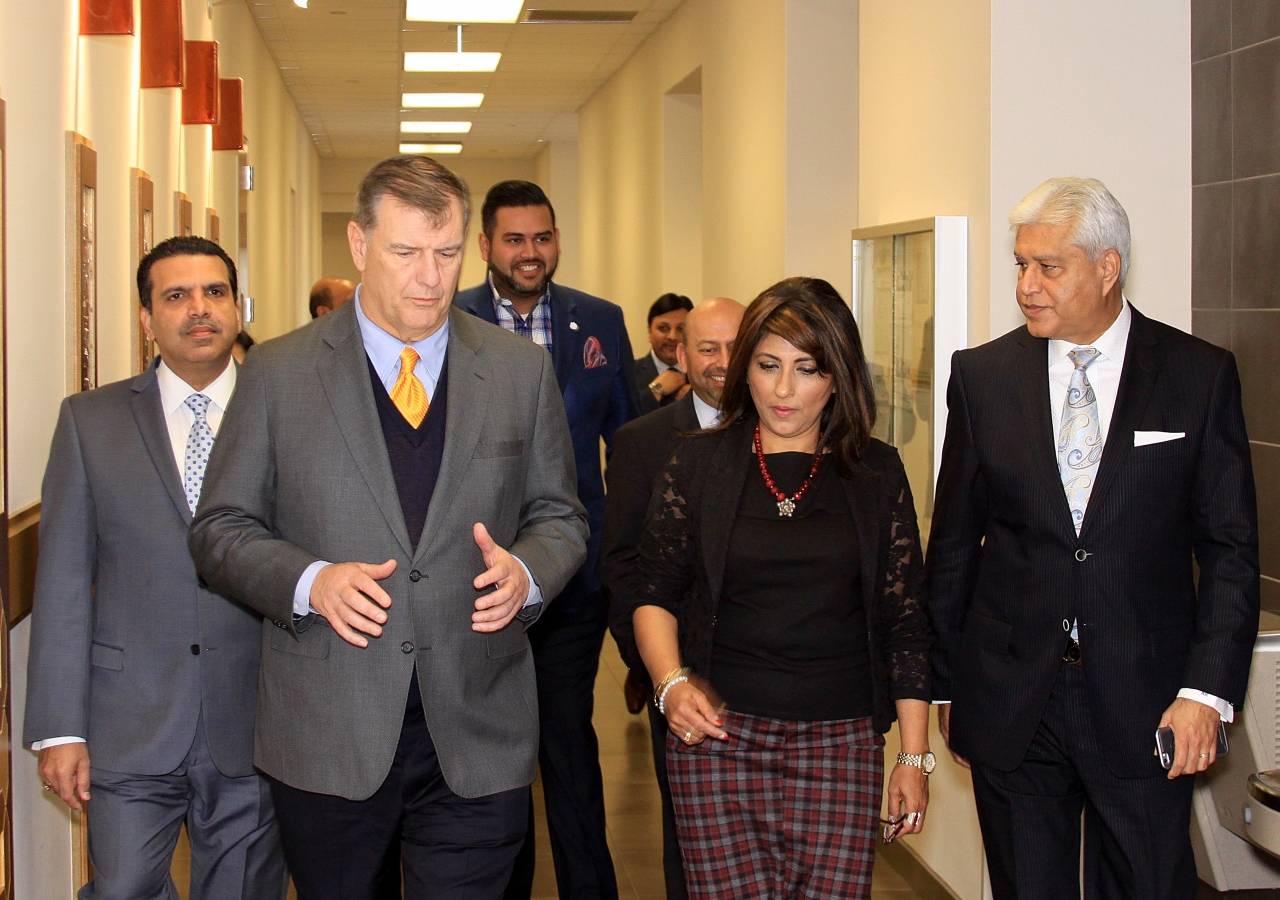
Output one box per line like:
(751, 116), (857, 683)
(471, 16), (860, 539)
(189, 155), (588, 899)
(25, 236), (287, 899)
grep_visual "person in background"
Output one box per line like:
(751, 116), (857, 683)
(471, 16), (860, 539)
(617, 278), (933, 899)
(309, 275), (356, 318)
(602, 296), (745, 900)
(189, 156), (587, 899)
(232, 329), (255, 363)
(25, 236), (287, 900)
(456, 179), (637, 900)
(634, 293), (693, 414)
(927, 177), (1259, 900)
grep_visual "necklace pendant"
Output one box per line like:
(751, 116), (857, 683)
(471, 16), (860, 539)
(777, 498), (796, 517)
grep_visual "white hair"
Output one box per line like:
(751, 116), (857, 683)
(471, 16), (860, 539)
(1009, 177), (1131, 286)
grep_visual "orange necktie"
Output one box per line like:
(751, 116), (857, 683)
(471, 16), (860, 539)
(389, 347), (429, 427)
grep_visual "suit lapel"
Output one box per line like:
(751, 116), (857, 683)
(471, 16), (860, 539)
(415, 309), (489, 564)
(461, 284), (500, 326)
(672, 394), (700, 433)
(317, 307), (414, 557)
(700, 423), (753, 607)
(549, 285), (580, 391)
(131, 364), (193, 524)
(1015, 331), (1077, 532)
(1080, 307), (1161, 535)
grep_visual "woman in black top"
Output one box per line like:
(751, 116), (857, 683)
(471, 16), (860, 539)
(617, 277), (933, 899)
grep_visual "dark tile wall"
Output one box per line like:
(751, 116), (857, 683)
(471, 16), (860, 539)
(1192, 0), (1280, 612)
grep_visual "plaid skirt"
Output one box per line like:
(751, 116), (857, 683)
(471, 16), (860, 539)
(666, 712), (884, 900)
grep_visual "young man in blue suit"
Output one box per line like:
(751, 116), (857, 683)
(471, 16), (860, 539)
(456, 181), (638, 900)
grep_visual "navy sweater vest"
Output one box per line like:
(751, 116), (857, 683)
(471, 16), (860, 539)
(368, 355), (449, 549)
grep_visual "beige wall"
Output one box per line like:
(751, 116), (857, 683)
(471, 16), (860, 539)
(1, 0), (320, 892)
(578, 0), (789, 345)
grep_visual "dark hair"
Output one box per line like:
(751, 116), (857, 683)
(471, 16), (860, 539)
(235, 331), (256, 351)
(647, 292), (693, 325)
(716, 277), (877, 476)
(481, 180), (556, 238)
(137, 236), (238, 311)
(353, 155), (471, 233)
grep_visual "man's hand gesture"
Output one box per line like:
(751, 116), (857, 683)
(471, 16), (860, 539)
(472, 523), (530, 632)
(39, 743), (91, 811)
(311, 559), (397, 648)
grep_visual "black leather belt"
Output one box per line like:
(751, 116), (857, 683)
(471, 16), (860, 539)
(1063, 638), (1082, 665)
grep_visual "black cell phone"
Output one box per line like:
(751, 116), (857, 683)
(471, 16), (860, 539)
(1155, 722), (1229, 770)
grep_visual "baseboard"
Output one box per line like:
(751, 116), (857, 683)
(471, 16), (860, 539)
(879, 838), (964, 900)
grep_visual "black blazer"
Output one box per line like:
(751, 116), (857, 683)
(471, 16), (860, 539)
(633, 353), (661, 415)
(600, 393), (701, 672)
(927, 306), (1259, 777)
(614, 418), (932, 734)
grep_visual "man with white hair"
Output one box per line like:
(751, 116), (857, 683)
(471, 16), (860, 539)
(927, 177), (1258, 899)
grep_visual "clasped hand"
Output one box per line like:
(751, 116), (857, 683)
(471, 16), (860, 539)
(310, 522), (530, 648)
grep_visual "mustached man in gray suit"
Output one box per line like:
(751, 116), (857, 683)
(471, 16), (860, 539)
(189, 156), (588, 899)
(24, 236), (287, 899)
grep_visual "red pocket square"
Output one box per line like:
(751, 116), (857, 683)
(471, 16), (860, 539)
(583, 336), (608, 369)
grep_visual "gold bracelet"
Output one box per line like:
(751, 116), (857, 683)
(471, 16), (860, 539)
(652, 666), (689, 707)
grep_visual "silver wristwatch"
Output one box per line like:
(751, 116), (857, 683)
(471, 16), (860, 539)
(648, 379), (664, 398)
(897, 751), (936, 775)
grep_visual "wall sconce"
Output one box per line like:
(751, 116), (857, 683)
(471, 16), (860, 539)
(213, 78), (244, 150)
(141, 0), (184, 87)
(181, 41), (219, 124)
(81, 0), (134, 35)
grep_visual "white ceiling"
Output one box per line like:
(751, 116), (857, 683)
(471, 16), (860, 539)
(244, 0), (684, 159)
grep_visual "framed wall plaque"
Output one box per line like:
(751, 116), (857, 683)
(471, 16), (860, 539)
(67, 134), (97, 393)
(207, 207), (220, 246)
(132, 169), (155, 374)
(174, 190), (192, 236)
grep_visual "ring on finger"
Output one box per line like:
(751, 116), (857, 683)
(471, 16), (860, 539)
(41, 783), (52, 792)
(683, 731), (693, 743)
(907, 811), (923, 825)
(1199, 752), (1210, 760)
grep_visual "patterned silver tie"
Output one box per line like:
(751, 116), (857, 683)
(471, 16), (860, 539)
(183, 393), (215, 514)
(1057, 348), (1102, 535)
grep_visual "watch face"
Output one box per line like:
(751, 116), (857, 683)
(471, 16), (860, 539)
(923, 752), (936, 775)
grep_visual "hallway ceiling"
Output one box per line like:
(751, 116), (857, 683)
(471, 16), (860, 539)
(244, 0), (684, 159)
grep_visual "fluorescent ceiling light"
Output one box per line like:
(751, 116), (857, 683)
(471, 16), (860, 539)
(403, 93), (484, 108)
(405, 1), (524, 23)
(405, 51), (500, 73)
(293, 0), (307, 7)
(401, 121), (473, 134)
(401, 143), (464, 155)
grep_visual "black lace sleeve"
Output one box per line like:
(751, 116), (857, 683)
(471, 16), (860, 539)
(631, 448), (698, 620)
(878, 457), (933, 703)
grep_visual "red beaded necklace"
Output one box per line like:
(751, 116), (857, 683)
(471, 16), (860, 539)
(753, 422), (824, 517)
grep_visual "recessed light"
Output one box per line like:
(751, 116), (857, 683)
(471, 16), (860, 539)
(405, 1), (524, 23)
(293, 0), (307, 7)
(402, 92), (484, 108)
(401, 121), (473, 134)
(404, 51), (500, 73)
(400, 143), (463, 154)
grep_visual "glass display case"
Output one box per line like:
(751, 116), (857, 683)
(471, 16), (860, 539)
(852, 217), (967, 543)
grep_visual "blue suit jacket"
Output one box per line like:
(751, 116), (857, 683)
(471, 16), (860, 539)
(456, 282), (639, 607)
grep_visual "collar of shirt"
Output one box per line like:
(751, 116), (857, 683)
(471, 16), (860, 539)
(650, 350), (683, 375)
(354, 286), (449, 401)
(691, 391), (721, 429)
(1047, 297), (1131, 440)
(156, 356), (237, 474)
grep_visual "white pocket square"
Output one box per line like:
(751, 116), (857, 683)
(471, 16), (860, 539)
(1134, 431), (1185, 447)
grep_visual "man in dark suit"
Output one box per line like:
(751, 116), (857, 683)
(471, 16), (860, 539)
(455, 180), (637, 900)
(25, 236), (286, 899)
(928, 177), (1259, 900)
(600, 296), (744, 900)
(189, 157), (588, 899)
(633, 293), (693, 414)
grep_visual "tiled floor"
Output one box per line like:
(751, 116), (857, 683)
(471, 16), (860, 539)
(173, 637), (928, 899)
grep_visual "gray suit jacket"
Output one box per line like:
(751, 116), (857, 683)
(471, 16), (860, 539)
(189, 304), (588, 801)
(23, 363), (262, 778)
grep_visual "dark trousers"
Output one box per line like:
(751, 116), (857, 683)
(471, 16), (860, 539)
(970, 663), (1198, 900)
(269, 683), (527, 900)
(648, 699), (689, 900)
(506, 594), (618, 900)
(82, 715), (287, 900)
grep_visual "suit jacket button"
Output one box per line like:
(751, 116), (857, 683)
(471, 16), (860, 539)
(197, 576), (208, 589)
(409, 570), (422, 582)
(401, 641), (415, 654)
(190, 644), (200, 655)
(1075, 549), (1089, 562)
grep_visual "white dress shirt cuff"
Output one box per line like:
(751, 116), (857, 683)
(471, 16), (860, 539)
(931, 700), (951, 705)
(1177, 689), (1234, 722)
(31, 736), (86, 751)
(295, 559), (540, 614)
(517, 558), (543, 607)
(294, 560), (330, 617)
